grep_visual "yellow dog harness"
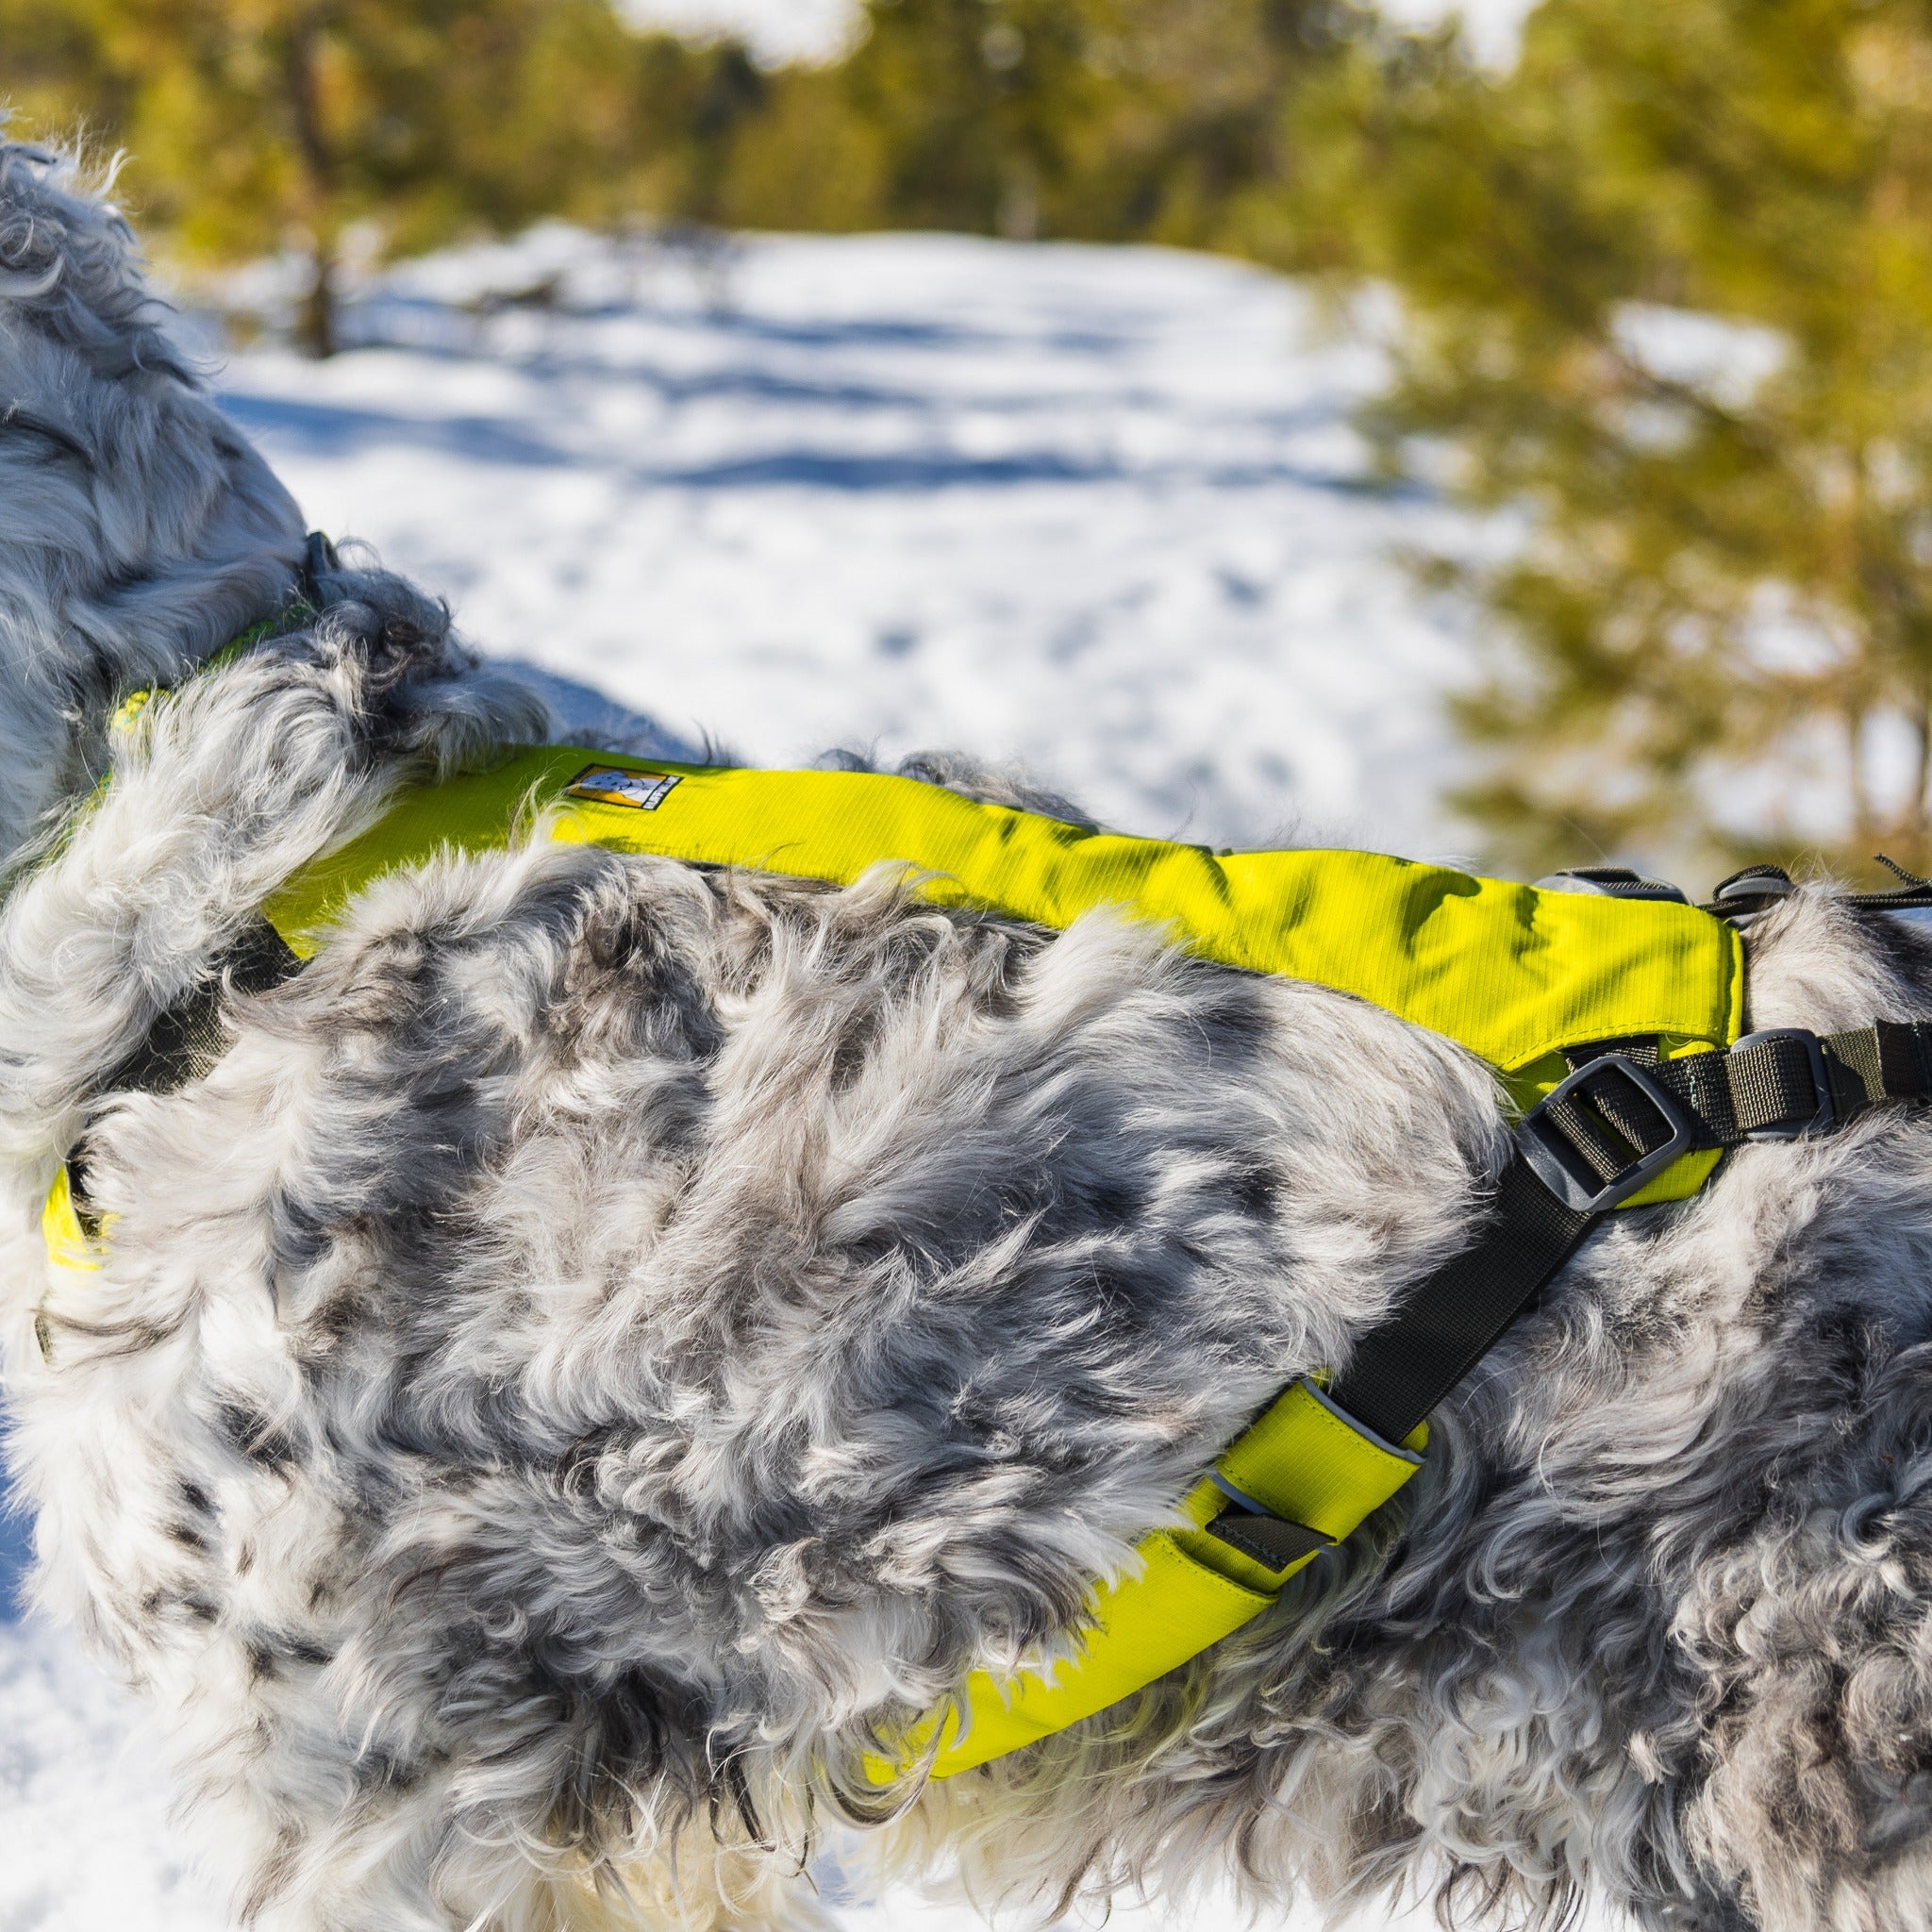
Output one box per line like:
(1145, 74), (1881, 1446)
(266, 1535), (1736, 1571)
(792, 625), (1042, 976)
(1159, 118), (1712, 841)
(47, 724), (1775, 1778)
(281, 751), (1754, 1774)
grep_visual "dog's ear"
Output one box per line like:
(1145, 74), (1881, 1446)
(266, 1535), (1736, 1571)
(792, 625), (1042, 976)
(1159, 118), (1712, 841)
(0, 140), (307, 864)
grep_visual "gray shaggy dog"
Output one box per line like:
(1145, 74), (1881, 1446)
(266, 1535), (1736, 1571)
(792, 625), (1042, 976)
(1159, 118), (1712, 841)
(3, 142), (1932, 1932)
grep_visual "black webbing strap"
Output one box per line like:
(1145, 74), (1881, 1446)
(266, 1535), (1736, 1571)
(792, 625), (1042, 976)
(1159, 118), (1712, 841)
(1208, 1511), (1332, 1571)
(1327, 1018), (1932, 1447)
(100, 918), (303, 1101)
(65, 917), (304, 1234)
(1701, 857), (1932, 922)
(1329, 1158), (1596, 1448)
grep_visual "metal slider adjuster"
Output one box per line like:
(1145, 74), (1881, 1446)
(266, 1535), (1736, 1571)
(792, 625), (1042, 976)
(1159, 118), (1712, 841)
(1516, 1052), (1695, 1213)
(1733, 1027), (1835, 1141)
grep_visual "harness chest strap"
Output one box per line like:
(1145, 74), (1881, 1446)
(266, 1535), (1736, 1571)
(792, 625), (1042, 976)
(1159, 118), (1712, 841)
(49, 738), (1836, 1780)
(1333, 1024), (1932, 1444)
(897, 1018), (1932, 1775)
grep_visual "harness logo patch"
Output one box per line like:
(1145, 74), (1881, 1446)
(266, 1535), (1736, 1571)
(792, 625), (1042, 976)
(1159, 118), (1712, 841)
(565, 766), (683, 811)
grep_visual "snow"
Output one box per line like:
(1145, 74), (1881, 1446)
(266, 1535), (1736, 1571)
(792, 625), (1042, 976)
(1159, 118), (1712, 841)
(623, 0), (1541, 70)
(1612, 303), (1788, 411)
(0, 1622), (227, 1932)
(1, 225), (1491, 1928)
(213, 226), (1478, 859)
(620, 0), (861, 64)
(1377, 0), (1540, 65)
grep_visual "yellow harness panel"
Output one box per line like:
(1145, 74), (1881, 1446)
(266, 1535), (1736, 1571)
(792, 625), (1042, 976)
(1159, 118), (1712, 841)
(266, 748), (1742, 1133)
(908, 1381), (1429, 1776)
(54, 736), (1747, 1778)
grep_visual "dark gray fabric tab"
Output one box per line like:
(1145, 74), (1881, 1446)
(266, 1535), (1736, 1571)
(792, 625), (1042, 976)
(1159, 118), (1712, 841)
(1205, 1511), (1332, 1574)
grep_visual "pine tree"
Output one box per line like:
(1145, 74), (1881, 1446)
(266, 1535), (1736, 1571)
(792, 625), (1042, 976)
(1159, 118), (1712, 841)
(1307, 0), (1932, 883)
(1055, 0), (1353, 253)
(3, 0), (1365, 337)
(13, 0), (651, 356)
(0, 0), (122, 149)
(806, 0), (1354, 246)
(830, 0), (1106, 238)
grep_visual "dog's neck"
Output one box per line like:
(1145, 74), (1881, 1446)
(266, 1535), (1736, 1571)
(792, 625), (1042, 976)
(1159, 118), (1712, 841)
(0, 548), (307, 884)
(0, 362), (308, 874)
(0, 153), (312, 875)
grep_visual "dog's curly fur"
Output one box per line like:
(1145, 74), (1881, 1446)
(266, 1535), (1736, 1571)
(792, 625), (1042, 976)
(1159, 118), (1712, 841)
(5, 142), (1932, 1932)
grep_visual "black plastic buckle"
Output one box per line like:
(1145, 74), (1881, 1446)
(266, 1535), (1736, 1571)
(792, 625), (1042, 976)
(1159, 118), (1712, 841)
(1517, 1053), (1695, 1212)
(300, 529), (338, 605)
(1733, 1027), (1835, 1141)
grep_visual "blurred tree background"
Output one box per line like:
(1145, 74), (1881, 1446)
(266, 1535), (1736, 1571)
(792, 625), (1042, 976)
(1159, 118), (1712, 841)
(7, 0), (1932, 879)
(4, 0), (661, 352)
(0, 0), (1356, 345)
(1305, 0), (1932, 883)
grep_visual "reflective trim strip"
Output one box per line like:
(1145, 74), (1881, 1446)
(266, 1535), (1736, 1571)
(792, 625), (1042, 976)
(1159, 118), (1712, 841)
(899, 1384), (1426, 1780)
(1216, 1379), (1424, 1544)
(1298, 1373), (1427, 1463)
(1209, 1471), (1278, 1518)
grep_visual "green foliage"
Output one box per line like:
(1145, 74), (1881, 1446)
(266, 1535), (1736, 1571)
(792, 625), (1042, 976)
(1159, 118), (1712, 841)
(778, 0), (1357, 248)
(1048, 0), (1355, 254)
(0, 0), (1364, 338)
(0, 0), (122, 145)
(4, 0), (668, 353)
(1307, 0), (1932, 883)
(14, 0), (1907, 888)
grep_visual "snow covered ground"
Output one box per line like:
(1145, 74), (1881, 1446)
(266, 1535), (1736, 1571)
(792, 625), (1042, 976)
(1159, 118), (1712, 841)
(211, 226), (1479, 859)
(1, 225), (1493, 1930)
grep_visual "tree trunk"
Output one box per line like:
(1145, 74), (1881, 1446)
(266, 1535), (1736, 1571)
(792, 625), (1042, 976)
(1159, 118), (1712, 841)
(1849, 704), (1875, 857)
(285, 9), (340, 359)
(1909, 677), (1932, 873)
(998, 158), (1041, 242)
(297, 235), (338, 359)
